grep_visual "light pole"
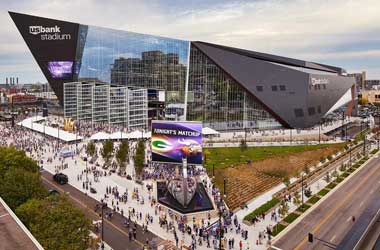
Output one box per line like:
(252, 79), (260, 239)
(318, 123), (321, 144)
(301, 173), (304, 208)
(101, 202), (105, 250)
(349, 144), (352, 168)
(290, 129), (292, 145)
(218, 207), (223, 250)
(223, 177), (227, 197)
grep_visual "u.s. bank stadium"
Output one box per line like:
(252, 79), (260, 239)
(9, 11), (355, 131)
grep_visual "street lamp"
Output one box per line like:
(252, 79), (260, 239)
(101, 201), (106, 250)
(223, 177), (227, 197)
(301, 172), (306, 208)
(349, 144), (352, 168)
(218, 206), (224, 250)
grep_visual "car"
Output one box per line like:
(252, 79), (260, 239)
(53, 173), (68, 185)
(90, 187), (97, 194)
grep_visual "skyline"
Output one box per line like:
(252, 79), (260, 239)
(1, 0), (380, 83)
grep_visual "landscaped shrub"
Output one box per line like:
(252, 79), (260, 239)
(244, 198), (280, 221)
(326, 182), (337, 189)
(371, 149), (379, 154)
(336, 177), (344, 183)
(271, 223), (286, 236)
(283, 213), (300, 224)
(296, 204), (311, 213)
(317, 189), (329, 196)
(307, 196), (320, 204)
(342, 172), (350, 177)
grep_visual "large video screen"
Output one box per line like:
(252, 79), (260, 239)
(47, 61), (73, 79)
(151, 121), (202, 165)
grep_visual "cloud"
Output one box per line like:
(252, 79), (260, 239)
(1, 0), (380, 82)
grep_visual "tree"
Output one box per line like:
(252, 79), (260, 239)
(279, 200), (289, 217)
(304, 187), (312, 198)
(0, 168), (47, 209)
(339, 163), (346, 172)
(101, 140), (114, 165)
(86, 141), (96, 158)
(0, 146), (39, 179)
(16, 195), (92, 250)
(283, 176), (290, 188)
(324, 171), (331, 183)
(240, 139), (248, 151)
(116, 140), (129, 174)
(293, 191), (301, 207)
(303, 166), (310, 175)
(134, 140), (146, 176)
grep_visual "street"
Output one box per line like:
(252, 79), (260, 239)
(273, 153), (380, 250)
(40, 170), (162, 250)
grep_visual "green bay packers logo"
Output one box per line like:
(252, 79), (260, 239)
(152, 138), (173, 153)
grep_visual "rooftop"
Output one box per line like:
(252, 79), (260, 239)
(0, 197), (44, 250)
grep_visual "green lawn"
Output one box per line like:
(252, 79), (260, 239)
(271, 223), (286, 236)
(342, 172), (350, 178)
(296, 204), (311, 213)
(203, 144), (341, 170)
(336, 177), (344, 183)
(326, 182), (337, 189)
(318, 188), (329, 196)
(283, 213), (300, 224)
(307, 196), (320, 204)
(244, 198), (280, 221)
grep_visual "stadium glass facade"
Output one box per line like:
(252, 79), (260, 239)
(10, 12), (355, 130)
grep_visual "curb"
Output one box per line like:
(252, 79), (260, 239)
(271, 149), (379, 244)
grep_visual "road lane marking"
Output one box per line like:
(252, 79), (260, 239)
(346, 217), (352, 222)
(330, 235), (336, 242)
(41, 175), (145, 247)
(360, 201), (364, 207)
(294, 160), (380, 250)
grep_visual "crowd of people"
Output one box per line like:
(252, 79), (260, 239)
(0, 114), (286, 250)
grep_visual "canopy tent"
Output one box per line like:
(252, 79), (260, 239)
(126, 130), (146, 139)
(18, 117), (83, 142)
(202, 127), (219, 135)
(110, 131), (129, 140)
(90, 132), (112, 141)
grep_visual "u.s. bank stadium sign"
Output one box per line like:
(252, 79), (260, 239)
(310, 77), (329, 86)
(29, 25), (71, 40)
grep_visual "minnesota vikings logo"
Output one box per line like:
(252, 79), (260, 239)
(177, 138), (202, 157)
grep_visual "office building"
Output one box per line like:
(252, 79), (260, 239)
(64, 82), (148, 129)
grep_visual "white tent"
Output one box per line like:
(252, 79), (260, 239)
(90, 132), (112, 141)
(202, 127), (219, 135)
(18, 117), (83, 142)
(127, 130), (145, 139)
(110, 131), (129, 140)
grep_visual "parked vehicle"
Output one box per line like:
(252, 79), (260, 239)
(53, 173), (68, 185)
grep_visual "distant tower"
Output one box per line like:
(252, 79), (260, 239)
(16, 77), (18, 84)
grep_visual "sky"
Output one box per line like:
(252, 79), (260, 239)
(1, 0), (380, 83)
